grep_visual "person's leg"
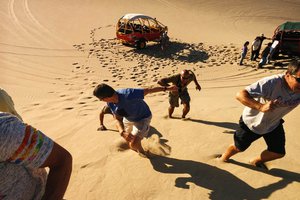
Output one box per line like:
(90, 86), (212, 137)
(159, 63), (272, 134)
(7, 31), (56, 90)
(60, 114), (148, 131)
(168, 106), (175, 118)
(180, 91), (191, 118)
(168, 93), (179, 118)
(130, 116), (152, 153)
(250, 50), (254, 61)
(182, 103), (190, 118)
(239, 54), (245, 65)
(250, 121), (286, 166)
(254, 50), (259, 60)
(219, 144), (241, 162)
(249, 150), (284, 166)
(220, 117), (261, 162)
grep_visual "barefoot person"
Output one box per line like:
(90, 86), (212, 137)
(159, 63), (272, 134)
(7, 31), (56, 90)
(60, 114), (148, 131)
(93, 83), (177, 154)
(157, 69), (201, 118)
(219, 60), (300, 168)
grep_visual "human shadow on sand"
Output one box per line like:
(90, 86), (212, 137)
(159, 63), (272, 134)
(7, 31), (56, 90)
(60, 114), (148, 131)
(150, 156), (298, 200)
(229, 159), (300, 182)
(149, 126), (163, 138)
(171, 117), (238, 132)
(132, 41), (209, 63)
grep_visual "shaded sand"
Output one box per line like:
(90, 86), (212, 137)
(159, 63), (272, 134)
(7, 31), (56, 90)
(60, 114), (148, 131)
(1, 0), (300, 199)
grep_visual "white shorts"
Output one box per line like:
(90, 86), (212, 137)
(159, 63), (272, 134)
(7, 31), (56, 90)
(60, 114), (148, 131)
(123, 115), (152, 138)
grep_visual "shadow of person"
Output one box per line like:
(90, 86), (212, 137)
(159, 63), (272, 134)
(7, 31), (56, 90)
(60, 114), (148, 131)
(187, 118), (238, 131)
(229, 159), (300, 182)
(149, 156), (296, 200)
(148, 126), (163, 138)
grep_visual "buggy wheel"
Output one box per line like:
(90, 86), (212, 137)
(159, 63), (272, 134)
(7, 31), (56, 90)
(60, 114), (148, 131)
(136, 40), (146, 49)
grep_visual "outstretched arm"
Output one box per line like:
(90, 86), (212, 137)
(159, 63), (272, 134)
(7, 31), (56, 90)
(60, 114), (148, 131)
(157, 78), (170, 87)
(143, 85), (177, 96)
(40, 142), (72, 200)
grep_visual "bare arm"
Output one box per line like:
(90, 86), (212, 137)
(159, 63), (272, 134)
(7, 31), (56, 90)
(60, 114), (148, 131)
(40, 142), (72, 200)
(115, 115), (125, 134)
(190, 71), (201, 91)
(99, 110), (105, 126)
(236, 89), (277, 112)
(157, 78), (170, 86)
(193, 77), (201, 91)
(143, 85), (177, 96)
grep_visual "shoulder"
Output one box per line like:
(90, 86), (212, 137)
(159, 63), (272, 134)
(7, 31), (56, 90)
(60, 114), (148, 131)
(188, 70), (196, 79)
(117, 88), (144, 99)
(164, 74), (180, 82)
(246, 74), (284, 91)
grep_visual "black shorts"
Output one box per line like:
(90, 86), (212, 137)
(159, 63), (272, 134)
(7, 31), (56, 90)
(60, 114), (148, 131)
(234, 117), (286, 154)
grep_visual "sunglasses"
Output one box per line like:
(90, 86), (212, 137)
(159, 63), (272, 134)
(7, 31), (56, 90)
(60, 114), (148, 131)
(292, 75), (300, 83)
(181, 76), (189, 80)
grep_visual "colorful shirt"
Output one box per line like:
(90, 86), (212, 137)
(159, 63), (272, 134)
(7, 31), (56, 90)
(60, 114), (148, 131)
(0, 112), (53, 168)
(0, 112), (53, 199)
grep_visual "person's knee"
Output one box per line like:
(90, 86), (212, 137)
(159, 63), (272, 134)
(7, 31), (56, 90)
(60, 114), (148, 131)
(276, 152), (285, 159)
(231, 144), (242, 152)
(183, 103), (190, 109)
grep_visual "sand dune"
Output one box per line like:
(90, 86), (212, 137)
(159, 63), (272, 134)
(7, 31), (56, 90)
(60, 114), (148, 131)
(1, 0), (300, 199)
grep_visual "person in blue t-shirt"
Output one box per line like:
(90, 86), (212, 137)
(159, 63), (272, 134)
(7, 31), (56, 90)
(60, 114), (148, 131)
(93, 83), (177, 153)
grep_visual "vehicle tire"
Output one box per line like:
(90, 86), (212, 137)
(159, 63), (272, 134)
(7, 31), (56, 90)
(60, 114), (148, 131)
(136, 40), (146, 49)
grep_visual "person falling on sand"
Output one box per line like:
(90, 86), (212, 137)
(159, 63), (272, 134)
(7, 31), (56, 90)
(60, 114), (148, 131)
(157, 69), (201, 118)
(218, 60), (300, 169)
(93, 83), (177, 154)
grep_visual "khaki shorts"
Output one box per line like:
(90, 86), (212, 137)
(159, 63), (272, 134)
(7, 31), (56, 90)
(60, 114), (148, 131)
(123, 115), (152, 138)
(168, 90), (190, 107)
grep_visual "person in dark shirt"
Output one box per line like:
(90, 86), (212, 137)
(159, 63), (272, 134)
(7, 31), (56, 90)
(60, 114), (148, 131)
(257, 42), (272, 69)
(157, 70), (201, 118)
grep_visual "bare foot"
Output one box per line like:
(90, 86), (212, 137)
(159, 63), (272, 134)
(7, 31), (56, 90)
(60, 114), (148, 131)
(214, 154), (229, 162)
(249, 160), (268, 170)
(97, 125), (107, 131)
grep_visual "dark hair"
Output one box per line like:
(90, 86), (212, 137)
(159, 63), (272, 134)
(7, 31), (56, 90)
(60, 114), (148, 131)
(244, 41), (249, 46)
(93, 83), (115, 99)
(287, 60), (300, 75)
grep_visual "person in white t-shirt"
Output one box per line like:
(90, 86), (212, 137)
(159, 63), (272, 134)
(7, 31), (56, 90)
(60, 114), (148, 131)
(218, 60), (300, 168)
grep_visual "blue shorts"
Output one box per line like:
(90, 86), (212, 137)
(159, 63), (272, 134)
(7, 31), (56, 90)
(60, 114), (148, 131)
(234, 117), (286, 154)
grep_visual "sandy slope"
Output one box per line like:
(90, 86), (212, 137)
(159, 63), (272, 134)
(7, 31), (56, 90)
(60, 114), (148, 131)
(1, 0), (300, 199)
